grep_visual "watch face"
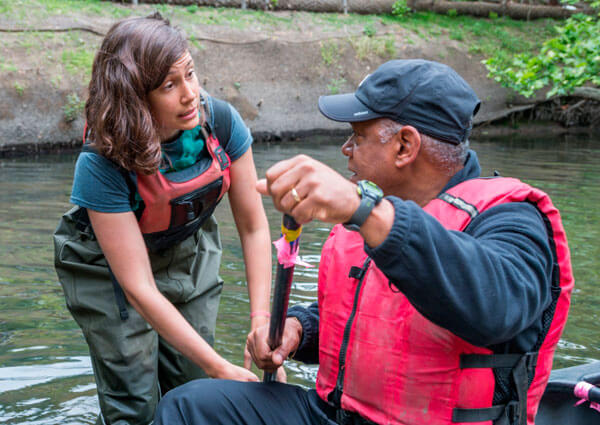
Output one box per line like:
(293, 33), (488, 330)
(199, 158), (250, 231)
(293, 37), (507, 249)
(359, 180), (383, 199)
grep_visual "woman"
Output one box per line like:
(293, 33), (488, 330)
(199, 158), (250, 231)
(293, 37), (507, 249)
(53, 13), (272, 425)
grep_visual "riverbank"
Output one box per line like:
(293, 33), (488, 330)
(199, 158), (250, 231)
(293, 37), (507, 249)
(1, 0), (597, 155)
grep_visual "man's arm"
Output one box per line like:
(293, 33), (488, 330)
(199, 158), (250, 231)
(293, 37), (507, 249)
(366, 198), (553, 348)
(287, 302), (320, 363)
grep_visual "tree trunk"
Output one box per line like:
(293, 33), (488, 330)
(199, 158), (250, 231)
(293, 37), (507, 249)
(408, 0), (585, 19)
(133, 0), (591, 18)
(572, 87), (600, 102)
(138, 0), (395, 14)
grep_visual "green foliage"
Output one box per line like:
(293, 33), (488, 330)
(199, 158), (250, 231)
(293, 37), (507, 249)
(484, 14), (600, 98)
(363, 23), (377, 37)
(391, 0), (411, 17)
(449, 28), (464, 41)
(351, 36), (396, 61)
(186, 5), (199, 14)
(489, 12), (499, 19)
(63, 93), (85, 123)
(447, 9), (458, 18)
(61, 48), (94, 77)
(321, 41), (341, 66)
(189, 35), (205, 51)
(234, 81), (241, 90)
(0, 58), (17, 72)
(327, 77), (346, 95)
(14, 82), (24, 96)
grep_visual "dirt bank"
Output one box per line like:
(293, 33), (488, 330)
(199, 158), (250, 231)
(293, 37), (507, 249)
(0, 3), (595, 155)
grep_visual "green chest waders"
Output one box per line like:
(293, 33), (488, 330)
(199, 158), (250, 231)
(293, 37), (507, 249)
(53, 206), (224, 425)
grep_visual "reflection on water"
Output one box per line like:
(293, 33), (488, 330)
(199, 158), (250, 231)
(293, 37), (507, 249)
(0, 134), (599, 423)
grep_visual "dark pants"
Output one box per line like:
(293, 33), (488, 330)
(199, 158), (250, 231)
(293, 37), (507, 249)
(154, 380), (339, 425)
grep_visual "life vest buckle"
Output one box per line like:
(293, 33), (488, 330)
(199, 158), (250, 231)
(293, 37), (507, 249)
(348, 266), (365, 279)
(214, 146), (230, 170)
(505, 400), (520, 425)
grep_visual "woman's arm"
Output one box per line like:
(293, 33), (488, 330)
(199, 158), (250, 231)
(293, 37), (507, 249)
(228, 148), (273, 355)
(88, 209), (258, 382)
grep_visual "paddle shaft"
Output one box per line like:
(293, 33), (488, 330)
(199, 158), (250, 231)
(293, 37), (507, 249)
(263, 214), (301, 382)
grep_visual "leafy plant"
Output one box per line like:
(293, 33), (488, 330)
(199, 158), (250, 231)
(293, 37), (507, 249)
(488, 12), (499, 19)
(186, 5), (198, 14)
(447, 9), (458, 18)
(64, 93), (85, 123)
(363, 23), (377, 37)
(484, 13), (600, 98)
(14, 82), (24, 96)
(391, 0), (411, 17)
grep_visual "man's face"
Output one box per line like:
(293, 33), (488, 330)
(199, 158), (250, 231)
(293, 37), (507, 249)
(148, 51), (201, 142)
(341, 119), (399, 193)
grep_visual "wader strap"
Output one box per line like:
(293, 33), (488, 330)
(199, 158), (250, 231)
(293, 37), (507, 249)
(108, 267), (129, 321)
(452, 352), (537, 424)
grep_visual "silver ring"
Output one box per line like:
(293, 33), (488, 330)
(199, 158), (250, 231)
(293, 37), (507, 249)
(291, 187), (301, 203)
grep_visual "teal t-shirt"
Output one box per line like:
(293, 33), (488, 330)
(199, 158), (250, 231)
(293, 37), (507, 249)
(70, 96), (252, 213)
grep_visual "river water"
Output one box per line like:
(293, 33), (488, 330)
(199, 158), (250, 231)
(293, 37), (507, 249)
(0, 134), (599, 424)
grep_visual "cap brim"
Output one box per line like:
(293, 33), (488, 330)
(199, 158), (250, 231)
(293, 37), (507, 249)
(318, 93), (382, 123)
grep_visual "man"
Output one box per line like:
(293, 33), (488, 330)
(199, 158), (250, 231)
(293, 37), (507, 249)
(154, 60), (573, 425)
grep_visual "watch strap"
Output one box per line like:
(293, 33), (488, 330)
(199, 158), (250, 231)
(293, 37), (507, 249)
(343, 181), (383, 231)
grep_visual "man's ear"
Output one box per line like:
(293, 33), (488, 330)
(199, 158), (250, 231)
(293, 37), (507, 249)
(394, 126), (421, 168)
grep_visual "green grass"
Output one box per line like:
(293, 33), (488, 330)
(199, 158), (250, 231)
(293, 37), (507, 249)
(351, 35), (397, 61)
(321, 41), (341, 66)
(327, 77), (346, 95)
(14, 82), (25, 96)
(0, 1), (559, 86)
(61, 48), (94, 78)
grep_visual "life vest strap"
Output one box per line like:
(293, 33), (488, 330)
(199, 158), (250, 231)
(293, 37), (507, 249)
(453, 352), (536, 425)
(437, 192), (479, 219)
(452, 403), (507, 422)
(460, 352), (538, 370)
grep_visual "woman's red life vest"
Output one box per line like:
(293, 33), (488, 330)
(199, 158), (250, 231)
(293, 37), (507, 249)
(136, 131), (230, 252)
(82, 116), (231, 253)
(316, 177), (573, 425)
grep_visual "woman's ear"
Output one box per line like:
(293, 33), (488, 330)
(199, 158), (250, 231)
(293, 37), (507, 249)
(394, 125), (421, 168)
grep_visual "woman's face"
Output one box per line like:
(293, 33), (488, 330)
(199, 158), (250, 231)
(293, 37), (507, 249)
(148, 51), (201, 142)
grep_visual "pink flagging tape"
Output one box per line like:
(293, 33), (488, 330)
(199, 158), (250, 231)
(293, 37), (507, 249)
(574, 381), (600, 412)
(273, 236), (313, 269)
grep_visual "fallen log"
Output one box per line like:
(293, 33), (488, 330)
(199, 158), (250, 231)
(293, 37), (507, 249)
(127, 0), (592, 19)
(408, 0), (588, 19)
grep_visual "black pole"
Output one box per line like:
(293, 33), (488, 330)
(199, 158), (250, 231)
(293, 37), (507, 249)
(263, 214), (301, 382)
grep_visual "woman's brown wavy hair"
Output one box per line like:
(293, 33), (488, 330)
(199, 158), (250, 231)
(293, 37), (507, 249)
(85, 12), (188, 174)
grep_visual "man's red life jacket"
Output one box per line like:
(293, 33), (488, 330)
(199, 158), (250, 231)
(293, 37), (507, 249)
(316, 177), (573, 425)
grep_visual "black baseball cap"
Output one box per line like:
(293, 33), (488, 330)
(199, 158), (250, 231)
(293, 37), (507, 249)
(318, 59), (481, 144)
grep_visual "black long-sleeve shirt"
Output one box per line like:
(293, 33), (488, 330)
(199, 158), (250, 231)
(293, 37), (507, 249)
(288, 151), (553, 364)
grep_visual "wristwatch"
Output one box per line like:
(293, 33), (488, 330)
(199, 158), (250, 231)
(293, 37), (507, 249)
(343, 180), (384, 231)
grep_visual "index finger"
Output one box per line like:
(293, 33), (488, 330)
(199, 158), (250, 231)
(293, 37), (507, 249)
(264, 157), (299, 184)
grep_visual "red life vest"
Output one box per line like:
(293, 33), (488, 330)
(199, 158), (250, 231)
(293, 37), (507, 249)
(136, 131), (230, 252)
(316, 177), (573, 425)
(82, 113), (231, 253)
